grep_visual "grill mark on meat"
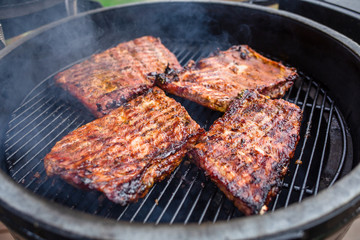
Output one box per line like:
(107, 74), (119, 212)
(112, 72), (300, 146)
(155, 45), (298, 112)
(55, 36), (181, 118)
(44, 87), (204, 205)
(188, 90), (302, 215)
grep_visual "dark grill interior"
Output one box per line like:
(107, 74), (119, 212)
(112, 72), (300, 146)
(3, 39), (352, 224)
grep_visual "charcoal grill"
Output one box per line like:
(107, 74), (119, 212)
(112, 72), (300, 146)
(3, 40), (353, 223)
(0, 1), (360, 239)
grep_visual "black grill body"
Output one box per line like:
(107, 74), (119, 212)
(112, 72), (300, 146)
(0, 1), (360, 239)
(0, 0), (102, 39)
(2, 40), (352, 224)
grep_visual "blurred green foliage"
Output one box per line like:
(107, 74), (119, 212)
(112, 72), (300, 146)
(96, 0), (144, 7)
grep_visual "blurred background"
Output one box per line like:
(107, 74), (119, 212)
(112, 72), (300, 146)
(98, 0), (148, 6)
(1, 0), (359, 48)
(0, 0), (280, 46)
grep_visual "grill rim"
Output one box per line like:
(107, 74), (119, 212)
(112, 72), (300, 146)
(0, 1), (360, 239)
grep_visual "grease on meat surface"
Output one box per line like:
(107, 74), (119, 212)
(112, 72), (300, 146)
(189, 90), (302, 215)
(55, 36), (181, 117)
(44, 87), (203, 205)
(155, 45), (297, 112)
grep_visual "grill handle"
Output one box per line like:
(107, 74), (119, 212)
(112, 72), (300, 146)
(0, 23), (5, 50)
(65, 0), (78, 16)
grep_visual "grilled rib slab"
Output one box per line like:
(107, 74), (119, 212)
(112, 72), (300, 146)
(155, 45), (297, 112)
(55, 36), (181, 118)
(44, 87), (203, 205)
(188, 90), (302, 215)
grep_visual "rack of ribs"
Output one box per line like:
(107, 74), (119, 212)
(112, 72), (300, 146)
(188, 90), (302, 215)
(44, 87), (204, 205)
(55, 36), (182, 118)
(155, 45), (298, 112)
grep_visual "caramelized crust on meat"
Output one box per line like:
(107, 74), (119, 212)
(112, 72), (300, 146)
(155, 45), (298, 112)
(55, 36), (182, 117)
(44, 87), (203, 205)
(188, 90), (302, 215)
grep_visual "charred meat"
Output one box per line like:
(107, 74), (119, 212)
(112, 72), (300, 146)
(155, 45), (297, 112)
(55, 36), (182, 117)
(44, 87), (203, 205)
(188, 90), (302, 215)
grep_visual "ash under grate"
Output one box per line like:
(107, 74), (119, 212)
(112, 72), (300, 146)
(4, 39), (351, 224)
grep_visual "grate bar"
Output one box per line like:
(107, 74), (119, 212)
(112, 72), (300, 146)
(83, 193), (104, 215)
(284, 82), (294, 101)
(12, 86), (52, 114)
(329, 107), (348, 186)
(293, 77), (305, 104)
(129, 184), (158, 222)
(271, 184), (282, 212)
(70, 192), (88, 210)
(116, 204), (130, 221)
(282, 182), (313, 195)
(142, 165), (181, 223)
(16, 117), (83, 185)
(30, 122), (86, 194)
(9, 110), (77, 168)
(285, 80), (315, 207)
(31, 173), (50, 194)
(6, 96), (55, 135)
(177, 47), (199, 65)
(298, 87), (323, 201)
(184, 184), (204, 224)
(226, 206), (236, 222)
(19, 73), (57, 105)
(182, 49), (204, 66)
(92, 196), (108, 215)
(5, 105), (66, 152)
(38, 169), (67, 197)
(168, 47), (182, 60)
(314, 101), (334, 194)
(212, 195), (225, 223)
(272, 181), (314, 211)
(155, 166), (192, 224)
(104, 204), (121, 219)
(46, 182), (66, 200)
(58, 187), (81, 205)
(170, 170), (200, 224)
(288, 101), (331, 111)
(6, 105), (68, 160)
(173, 47), (190, 65)
(198, 189), (218, 224)
(22, 165), (46, 187)
(273, 79), (305, 213)
(184, 44), (214, 64)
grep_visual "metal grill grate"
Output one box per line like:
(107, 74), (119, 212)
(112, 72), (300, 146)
(4, 39), (351, 224)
